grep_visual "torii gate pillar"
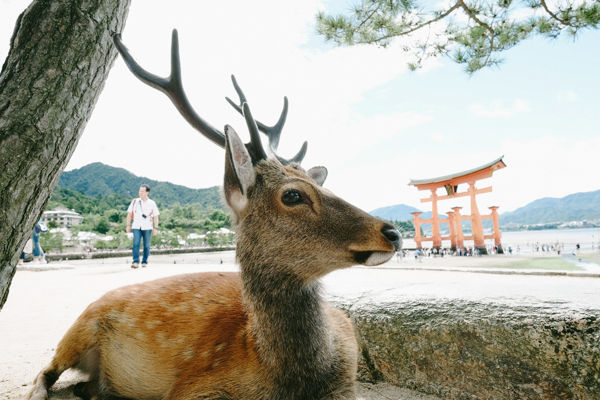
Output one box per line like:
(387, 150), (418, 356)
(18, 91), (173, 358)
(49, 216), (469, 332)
(469, 181), (486, 253)
(452, 207), (465, 248)
(446, 211), (457, 251)
(411, 212), (423, 250)
(489, 206), (503, 254)
(430, 190), (442, 250)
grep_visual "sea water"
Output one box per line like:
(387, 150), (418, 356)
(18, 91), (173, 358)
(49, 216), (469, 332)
(402, 227), (600, 253)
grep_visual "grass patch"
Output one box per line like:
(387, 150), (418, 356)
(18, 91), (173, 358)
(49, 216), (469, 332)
(579, 252), (600, 266)
(487, 257), (583, 271)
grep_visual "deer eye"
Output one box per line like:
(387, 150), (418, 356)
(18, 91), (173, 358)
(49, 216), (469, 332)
(282, 190), (304, 206)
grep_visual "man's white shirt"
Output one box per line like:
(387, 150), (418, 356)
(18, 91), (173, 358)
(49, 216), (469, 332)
(127, 198), (160, 230)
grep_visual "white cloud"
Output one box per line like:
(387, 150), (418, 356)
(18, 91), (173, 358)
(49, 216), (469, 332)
(557, 90), (578, 103)
(431, 132), (445, 142)
(467, 99), (530, 117)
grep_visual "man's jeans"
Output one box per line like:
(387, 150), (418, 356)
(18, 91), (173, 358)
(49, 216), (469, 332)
(32, 231), (44, 258)
(132, 229), (152, 264)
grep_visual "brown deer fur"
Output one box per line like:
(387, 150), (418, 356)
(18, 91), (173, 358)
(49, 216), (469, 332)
(28, 126), (400, 400)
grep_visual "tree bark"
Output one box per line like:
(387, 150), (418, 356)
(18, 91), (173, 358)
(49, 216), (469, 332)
(0, 0), (131, 310)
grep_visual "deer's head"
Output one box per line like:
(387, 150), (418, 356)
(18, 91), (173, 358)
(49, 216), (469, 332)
(112, 30), (402, 281)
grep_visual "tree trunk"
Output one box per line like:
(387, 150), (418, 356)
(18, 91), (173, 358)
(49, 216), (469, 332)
(0, 0), (131, 310)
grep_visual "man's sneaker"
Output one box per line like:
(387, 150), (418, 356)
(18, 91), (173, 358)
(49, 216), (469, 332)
(142, 263), (147, 268)
(131, 263), (139, 269)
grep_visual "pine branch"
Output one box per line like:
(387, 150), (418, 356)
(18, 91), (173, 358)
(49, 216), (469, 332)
(367, 1), (463, 44)
(316, 0), (600, 74)
(540, 0), (568, 24)
(458, 0), (495, 36)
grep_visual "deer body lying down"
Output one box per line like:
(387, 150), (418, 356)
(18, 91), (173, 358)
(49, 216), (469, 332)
(28, 31), (401, 400)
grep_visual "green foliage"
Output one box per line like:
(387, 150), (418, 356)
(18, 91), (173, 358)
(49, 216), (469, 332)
(94, 239), (108, 250)
(157, 231), (181, 248)
(119, 233), (133, 249)
(316, 0), (600, 74)
(39, 232), (64, 253)
(47, 220), (58, 229)
(95, 217), (111, 234)
(205, 232), (220, 247)
(104, 209), (123, 223)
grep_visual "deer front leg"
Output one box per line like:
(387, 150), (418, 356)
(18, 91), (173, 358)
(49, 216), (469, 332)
(73, 380), (129, 400)
(321, 383), (357, 400)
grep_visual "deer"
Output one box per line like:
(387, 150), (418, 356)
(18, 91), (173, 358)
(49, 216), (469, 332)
(27, 30), (402, 400)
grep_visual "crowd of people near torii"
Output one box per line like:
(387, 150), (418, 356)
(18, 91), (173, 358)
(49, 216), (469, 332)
(528, 241), (568, 255)
(395, 246), (490, 263)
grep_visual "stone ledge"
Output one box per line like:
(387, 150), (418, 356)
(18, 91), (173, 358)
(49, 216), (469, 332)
(332, 294), (600, 400)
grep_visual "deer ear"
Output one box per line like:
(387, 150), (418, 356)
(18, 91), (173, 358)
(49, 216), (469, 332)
(307, 166), (327, 186)
(224, 125), (256, 213)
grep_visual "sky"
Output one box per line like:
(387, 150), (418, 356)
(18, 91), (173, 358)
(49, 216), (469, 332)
(1, 0), (599, 216)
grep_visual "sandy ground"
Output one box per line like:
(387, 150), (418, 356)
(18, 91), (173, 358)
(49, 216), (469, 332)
(0, 251), (442, 400)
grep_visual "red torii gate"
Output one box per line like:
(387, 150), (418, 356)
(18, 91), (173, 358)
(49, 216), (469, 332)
(408, 156), (506, 254)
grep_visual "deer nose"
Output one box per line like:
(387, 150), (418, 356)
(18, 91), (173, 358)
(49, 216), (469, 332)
(382, 226), (402, 250)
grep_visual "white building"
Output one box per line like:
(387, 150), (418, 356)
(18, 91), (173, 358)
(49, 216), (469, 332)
(42, 206), (84, 228)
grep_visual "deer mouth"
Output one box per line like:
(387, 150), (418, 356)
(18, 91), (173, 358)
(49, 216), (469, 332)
(353, 250), (394, 266)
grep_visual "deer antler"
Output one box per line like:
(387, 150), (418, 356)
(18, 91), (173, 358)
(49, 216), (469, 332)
(226, 76), (307, 164)
(111, 29), (306, 165)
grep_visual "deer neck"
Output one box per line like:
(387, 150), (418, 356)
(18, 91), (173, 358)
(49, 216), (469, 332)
(241, 264), (336, 391)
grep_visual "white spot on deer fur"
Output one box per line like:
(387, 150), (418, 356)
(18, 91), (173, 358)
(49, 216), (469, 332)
(146, 320), (162, 329)
(174, 304), (189, 313)
(172, 336), (186, 346)
(215, 343), (227, 352)
(107, 310), (121, 321)
(156, 332), (166, 345)
(194, 304), (205, 313)
(183, 347), (195, 360)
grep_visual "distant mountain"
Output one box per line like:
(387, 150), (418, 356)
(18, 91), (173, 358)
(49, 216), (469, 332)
(500, 189), (600, 225)
(59, 163), (222, 209)
(369, 204), (421, 221)
(369, 204), (445, 222)
(371, 189), (600, 227)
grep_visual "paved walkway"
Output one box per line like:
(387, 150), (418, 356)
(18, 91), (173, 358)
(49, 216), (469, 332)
(2, 251), (599, 399)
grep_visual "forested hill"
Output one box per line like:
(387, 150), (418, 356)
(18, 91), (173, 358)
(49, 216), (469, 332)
(499, 189), (600, 225)
(58, 162), (222, 209)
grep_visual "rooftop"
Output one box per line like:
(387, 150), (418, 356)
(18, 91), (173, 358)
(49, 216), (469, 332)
(409, 156), (506, 187)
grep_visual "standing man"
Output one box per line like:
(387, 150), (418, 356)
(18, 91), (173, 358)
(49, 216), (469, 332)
(126, 184), (159, 268)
